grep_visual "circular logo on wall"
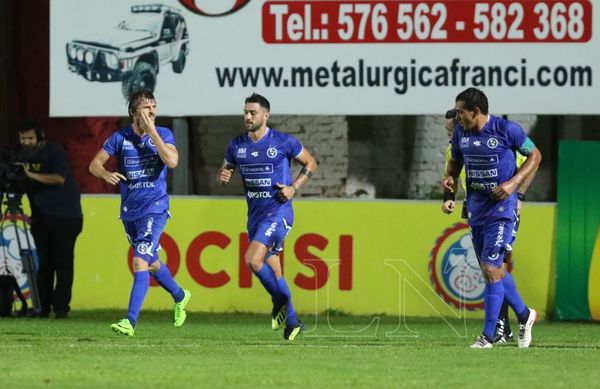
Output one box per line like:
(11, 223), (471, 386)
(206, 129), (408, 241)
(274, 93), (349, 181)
(0, 216), (38, 304)
(178, 0), (252, 17)
(429, 222), (484, 310)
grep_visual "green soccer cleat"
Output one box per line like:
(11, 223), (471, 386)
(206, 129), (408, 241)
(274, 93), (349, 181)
(271, 298), (287, 330)
(283, 322), (304, 341)
(174, 289), (191, 327)
(111, 318), (135, 337)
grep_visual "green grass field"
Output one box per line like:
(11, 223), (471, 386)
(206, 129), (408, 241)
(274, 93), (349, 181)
(1, 311), (600, 388)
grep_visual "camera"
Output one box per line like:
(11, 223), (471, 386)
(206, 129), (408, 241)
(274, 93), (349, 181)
(0, 149), (29, 194)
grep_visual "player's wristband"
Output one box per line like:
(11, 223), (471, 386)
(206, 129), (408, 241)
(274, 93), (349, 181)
(443, 191), (455, 202)
(517, 192), (526, 201)
(291, 183), (299, 192)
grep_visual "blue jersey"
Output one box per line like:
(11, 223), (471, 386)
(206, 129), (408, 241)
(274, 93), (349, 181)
(224, 128), (303, 231)
(103, 125), (175, 221)
(451, 115), (526, 226)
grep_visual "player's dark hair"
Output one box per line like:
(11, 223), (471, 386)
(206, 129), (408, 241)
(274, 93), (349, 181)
(455, 87), (489, 115)
(16, 118), (45, 141)
(127, 89), (156, 117)
(245, 93), (270, 112)
(445, 109), (456, 119)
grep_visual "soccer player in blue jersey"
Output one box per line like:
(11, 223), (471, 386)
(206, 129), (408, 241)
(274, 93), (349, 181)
(89, 90), (191, 336)
(441, 88), (542, 348)
(442, 108), (539, 344)
(217, 93), (318, 341)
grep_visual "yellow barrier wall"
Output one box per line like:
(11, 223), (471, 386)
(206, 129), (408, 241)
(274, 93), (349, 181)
(73, 196), (555, 318)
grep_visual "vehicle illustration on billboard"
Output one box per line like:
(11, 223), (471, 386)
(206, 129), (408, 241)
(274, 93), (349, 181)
(65, 4), (190, 98)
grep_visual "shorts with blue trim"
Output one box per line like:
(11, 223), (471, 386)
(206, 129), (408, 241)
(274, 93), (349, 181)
(249, 216), (292, 256)
(470, 218), (516, 268)
(123, 212), (169, 264)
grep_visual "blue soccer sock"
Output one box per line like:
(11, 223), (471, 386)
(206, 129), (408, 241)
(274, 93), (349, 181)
(152, 262), (184, 302)
(126, 271), (150, 327)
(254, 264), (282, 300)
(502, 272), (529, 323)
(483, 280), (504, 340)
(276, 277), (298, 327)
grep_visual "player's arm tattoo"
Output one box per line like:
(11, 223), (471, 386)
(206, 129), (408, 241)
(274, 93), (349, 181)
(291, 149), (318, 192)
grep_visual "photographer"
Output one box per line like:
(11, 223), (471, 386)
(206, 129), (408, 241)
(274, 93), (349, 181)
(16, 119), (83, 319)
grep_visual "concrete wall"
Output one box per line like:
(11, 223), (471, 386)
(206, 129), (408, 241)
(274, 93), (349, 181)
(186, 113), (599, 202)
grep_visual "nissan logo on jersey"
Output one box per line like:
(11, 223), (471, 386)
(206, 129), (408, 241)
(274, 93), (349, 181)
(178, 0), (251, 17)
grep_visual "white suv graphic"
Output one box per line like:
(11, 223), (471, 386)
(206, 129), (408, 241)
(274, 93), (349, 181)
(66, 4), (190, 98)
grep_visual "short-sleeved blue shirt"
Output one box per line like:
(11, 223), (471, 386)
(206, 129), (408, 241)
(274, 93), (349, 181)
(224, 128), (303, 231)
(451, 115), (526, 226)
(103, 125), (175, 221)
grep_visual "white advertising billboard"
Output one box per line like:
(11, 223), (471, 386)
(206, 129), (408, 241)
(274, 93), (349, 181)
(50, 0), (597, 116)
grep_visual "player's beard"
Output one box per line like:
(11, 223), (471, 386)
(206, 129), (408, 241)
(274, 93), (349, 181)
(246, 119), (264, 132)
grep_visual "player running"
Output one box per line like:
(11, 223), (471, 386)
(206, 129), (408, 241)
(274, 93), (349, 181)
(217, 93), (318, 341)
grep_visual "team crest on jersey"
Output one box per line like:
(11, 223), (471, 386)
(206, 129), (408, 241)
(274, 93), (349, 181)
(487, 138), (498, 149)
(148, 138), (155, 147)
(267, 147), (278, 158)
(429, 223), (484, 310)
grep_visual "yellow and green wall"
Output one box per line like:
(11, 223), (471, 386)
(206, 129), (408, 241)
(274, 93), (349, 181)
(555, 141), (600, 320)
(70, 197), (555, 319)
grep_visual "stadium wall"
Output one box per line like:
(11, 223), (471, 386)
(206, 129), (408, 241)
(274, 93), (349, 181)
(70, 196), (555, 319)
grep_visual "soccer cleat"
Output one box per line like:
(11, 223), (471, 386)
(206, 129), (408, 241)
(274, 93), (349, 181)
(271, 298), (287, 330)
(283, 322), (304, 341)
(470, 335), (493, 349)
(518, 308), (537, 348)
(111, 318), (135, 337)
(493, 319), (514, 343)
(495, 330), (513, 343)
(174, 289), (192, 327)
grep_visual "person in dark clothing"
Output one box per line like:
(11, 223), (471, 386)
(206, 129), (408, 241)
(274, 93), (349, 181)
(17, 119), (83, 319)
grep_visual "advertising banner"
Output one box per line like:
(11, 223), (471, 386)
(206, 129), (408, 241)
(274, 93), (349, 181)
(50, 0), (597, 116)
(555, 141), (600, 320)
(72, 197), (555, 319)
